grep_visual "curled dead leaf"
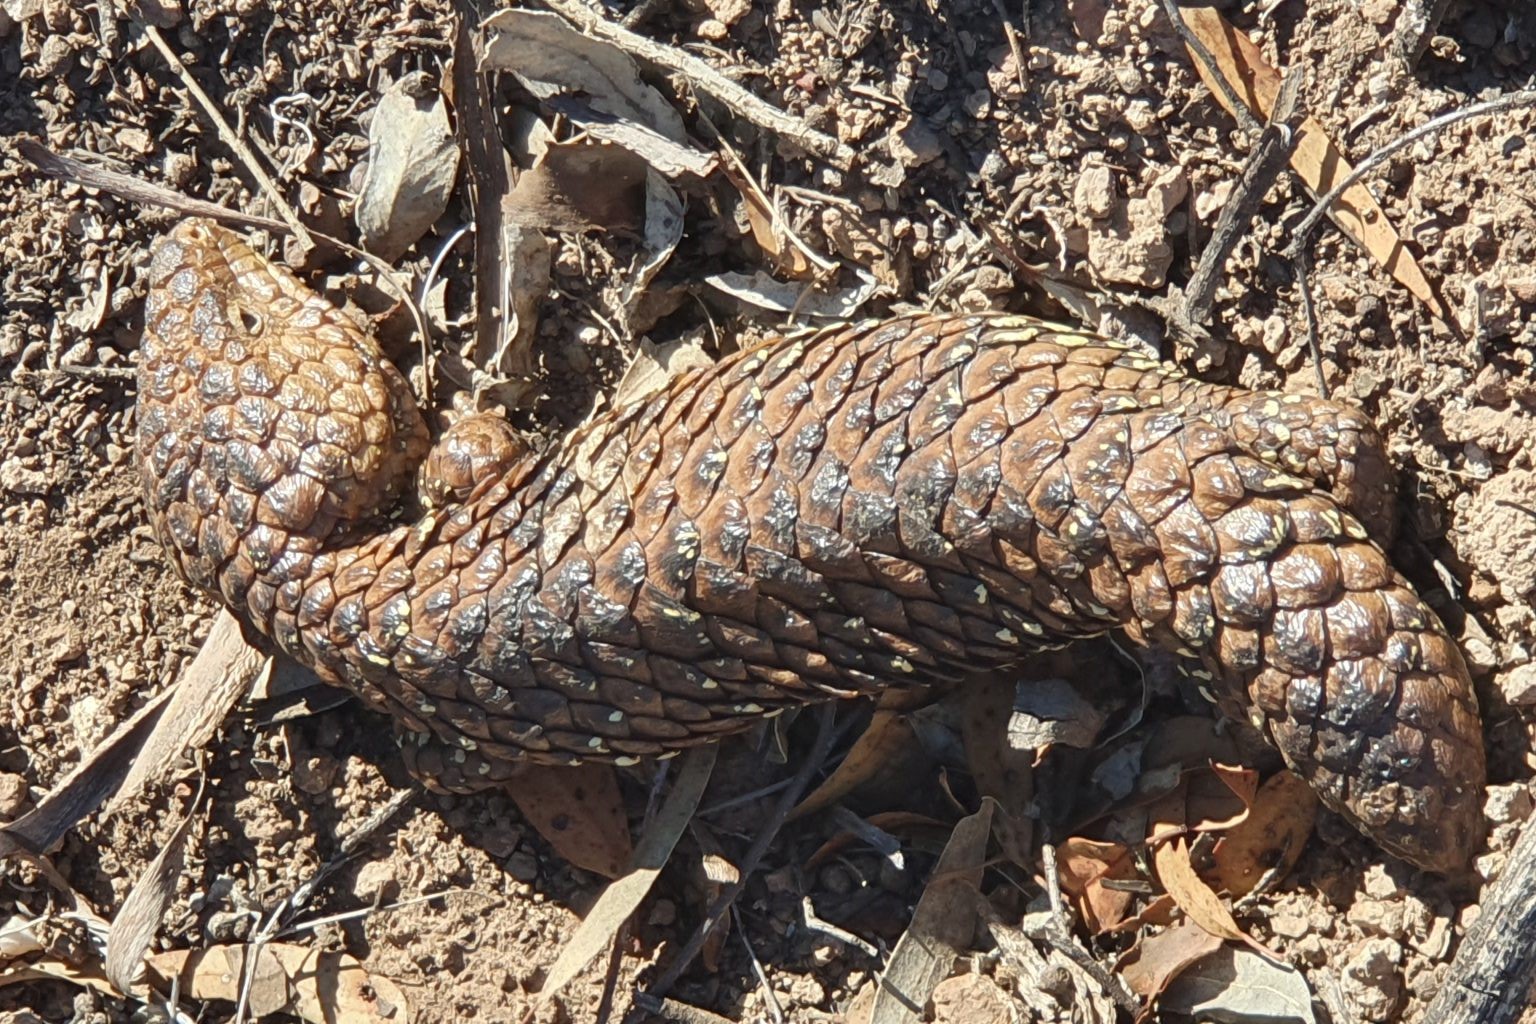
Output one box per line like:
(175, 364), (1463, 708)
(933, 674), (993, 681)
(508, 763), (632, 880)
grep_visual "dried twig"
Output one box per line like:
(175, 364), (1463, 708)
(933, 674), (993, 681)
(1293, 245), (1329, 399)
(1392, 0), (1454, 69)
(1284, 90), (1536, 261)
(140, 24), (315, 253)
(1425, 816), (1536, 1024)
(16, 140), (287, 234)
(537, 0), (856, 169)
(452, 1), (513, 389)
(988, 0), (1028, 97)
(1159, 0), (1263, 136)
(1184, 69), (1304, 325)
(645, 704), (840, 998)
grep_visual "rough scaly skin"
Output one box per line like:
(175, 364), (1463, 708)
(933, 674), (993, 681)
(136, 220), (1485, 872)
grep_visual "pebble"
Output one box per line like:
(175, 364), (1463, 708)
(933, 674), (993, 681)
(1483, 782), (1534, 825)
(0, 772), (30, 818)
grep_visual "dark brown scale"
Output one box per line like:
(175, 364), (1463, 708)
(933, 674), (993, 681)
(136, 220), (1486, 873)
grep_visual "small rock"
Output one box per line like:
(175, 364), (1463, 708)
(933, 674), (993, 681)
(648, 899), (677, 927)
(702, 0), (750, 25)
(353, 859), (399, 902)
(1498, 662), (1536, 706)
(479, 823), (523, 860)
(1362, 863), (1404, 900)
(1260, 314), (1288, 355)
(1269, 908), (1312, 940)
(206, 909), (254, 942)
(1341, 937), (1403, 1023)
(1483, 782), (1534, 825)
(506, 850), (540, 883)
(1348, 898), (1404, 938)
(1074, 165), (1116, 220)
(931, 973), (1010, 1024)
(290, 753), (338, 795)
(0, 772), (29, 818)
(889, 117), (943, 168)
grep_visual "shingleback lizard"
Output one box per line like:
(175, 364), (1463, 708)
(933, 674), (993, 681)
(135, 219), (1486, 873)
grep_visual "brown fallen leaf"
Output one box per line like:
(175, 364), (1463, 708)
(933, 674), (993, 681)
(718, 158), (830, 280)
(1151, 831), (1278, 959)
(538, 747), (716, 1004)
(1210, 770), (1319, 897)
(1139, 717), (1245, 777)
(505, 138), (647, 234)
(1177, 4), (1448, 321)
(1118, 919), (1224, 1019)
(508, 762), (632, 880)
(356, 71), (459, 261)
(791, 709), (918, 820)
(1056, 836), (1138, 933)
(106, 785), (203, 994)
(145, 943), (410, 1023)
(1182, 762), (1259, 834)
(869, 800), (995, 1024)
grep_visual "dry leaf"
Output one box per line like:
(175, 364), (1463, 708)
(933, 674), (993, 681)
(1006, 677), (1108, 751)
(480, 10), (687, 144)
(0, 687), (171, 859)
(1177, 4), (1447, 321)
(356, 71), (459, 261)
(1151, 832), (1277, 959)
(1159, 945), (1318, 1023)
(610, 336), (715, 410)
(110, 609), (268, 814)
(105, 787), (202, 994)
(1118, 919), (1224, 1014)
(705, 267), (881, 320)
(1140, 717), (1244, 777)
(472, 219), (551, 408)
(719, 159), (832, 280)
(506, 139), (647, 234)
(1183, 763), (1260, 834)
(146, 944), (409, 1023)
(1056, 837), (1138, 934)
(508, 763), (632, 880)
(791, 710), (918, 820)
(869, 800), (995, 1024)
(543, 94), (716, 179)
(538, 746), (716, 1004)
(1210, 771), (1318, 897)
(619, 170), (686, 330)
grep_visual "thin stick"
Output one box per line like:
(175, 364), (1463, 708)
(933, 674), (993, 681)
(1424, 816), (1536, 1024)
(537, 0), (855, 169)
(1159, 0), (1263, 135)
(1184, 69), (1304, 325)
(1283, 90), (1536, 261)
(1293, 245), (1330, 399)
(17, 140), (287, 234)
(645, 704), (840, 997)
(141, 24), (315, 253)
(1391, 0), (1453, 69)
(453, 0), (513, 393)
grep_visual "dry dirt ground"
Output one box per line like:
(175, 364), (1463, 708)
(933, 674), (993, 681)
(2, 0), (1536, 1022)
